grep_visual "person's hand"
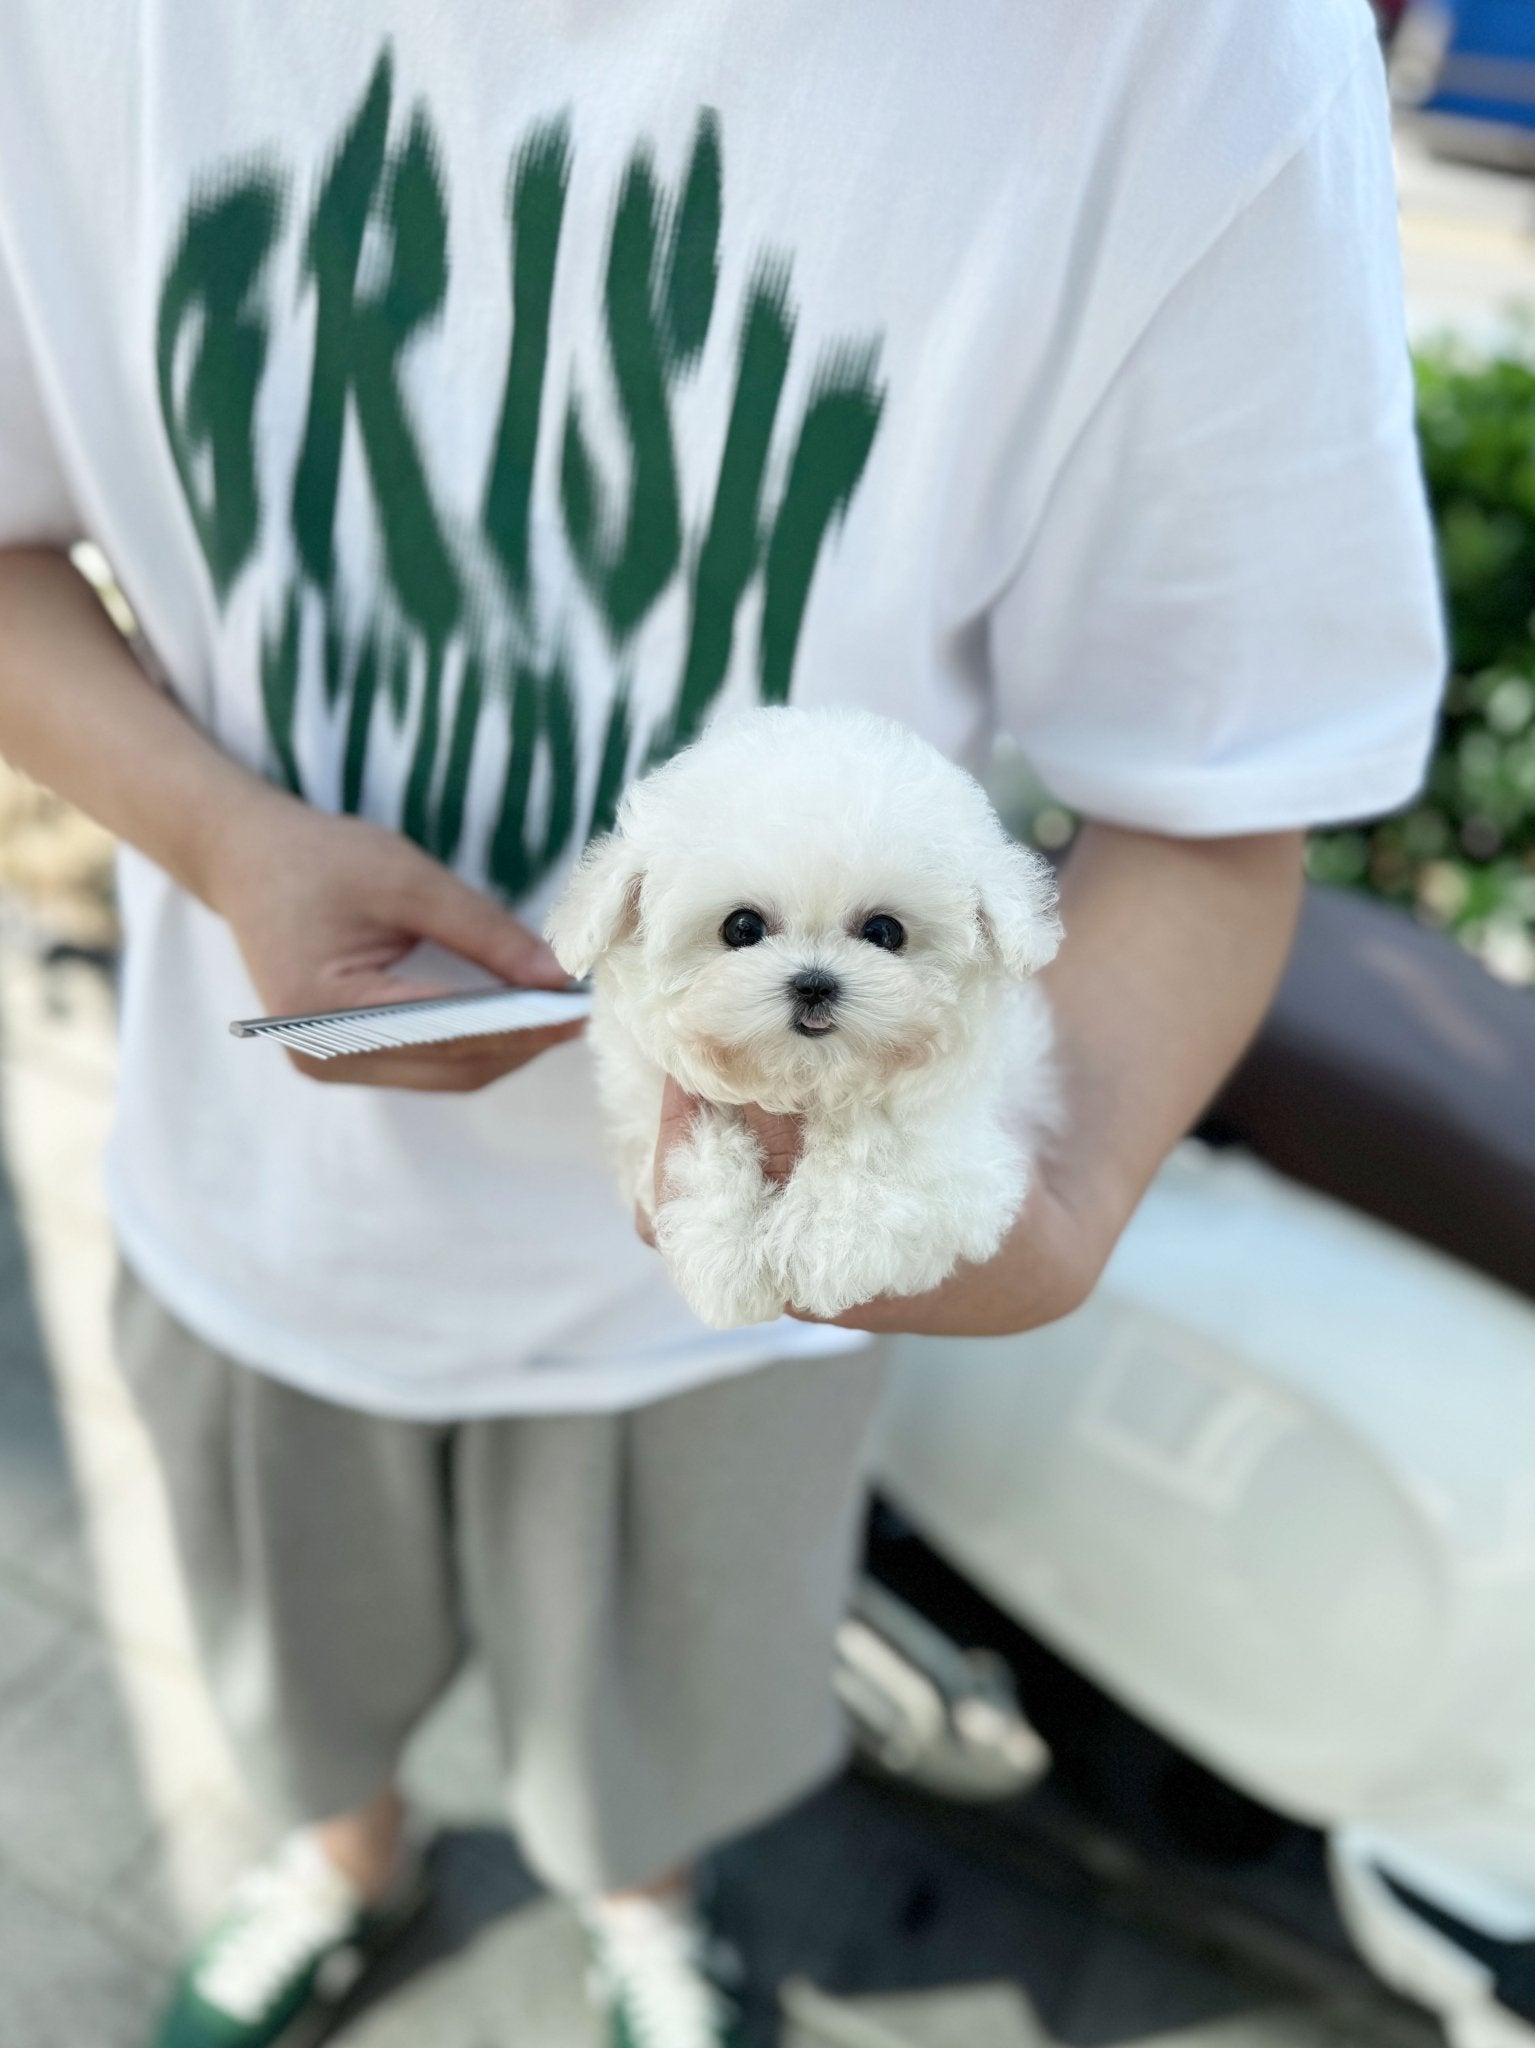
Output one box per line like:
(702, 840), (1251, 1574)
(639, 1076), (1103, 1334)
(206, 782), (582, 1091)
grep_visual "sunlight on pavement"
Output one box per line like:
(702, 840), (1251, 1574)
(0, 944), (264, 1935)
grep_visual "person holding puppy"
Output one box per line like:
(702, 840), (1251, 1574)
(0, 3), (1443, 2045)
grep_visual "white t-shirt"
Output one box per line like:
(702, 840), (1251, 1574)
(0, 0), (1444, 1417)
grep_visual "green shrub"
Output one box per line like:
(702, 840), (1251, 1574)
(1308, 342), (1535, 983)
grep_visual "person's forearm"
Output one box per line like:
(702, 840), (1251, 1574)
(810, 817), (1307, 1334)
(0, 545), (289, 905)
(1041, 819), (1306, 1276)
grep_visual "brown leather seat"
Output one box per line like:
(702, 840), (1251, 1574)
(1204, 886), (1535, 1306)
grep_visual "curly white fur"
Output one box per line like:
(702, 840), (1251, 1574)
(546, 706), (1062, 1329)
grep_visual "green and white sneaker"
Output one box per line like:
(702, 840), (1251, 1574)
(581, 1889), (746, 2048)
(149, 1827), (428, 2048)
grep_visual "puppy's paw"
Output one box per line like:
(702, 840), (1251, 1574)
(655, 1114), (784, 1329)
(783, 1231), (954, 1321)
(766, 1169), (930, 1318)
(773, 1152), (1024, 1318)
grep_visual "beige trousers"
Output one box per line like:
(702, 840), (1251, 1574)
(113, 1259), (886, 1896)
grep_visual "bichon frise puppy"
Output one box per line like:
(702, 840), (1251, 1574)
(546, 706), (1061, 1328)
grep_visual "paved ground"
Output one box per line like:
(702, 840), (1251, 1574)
(3, 108), (1530, 2048)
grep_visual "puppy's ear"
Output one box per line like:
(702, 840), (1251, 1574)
(545, 832), (645, 977)
(977, 839), (1062, 979)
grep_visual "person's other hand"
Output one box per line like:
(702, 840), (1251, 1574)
(207, 785), (582, 1091)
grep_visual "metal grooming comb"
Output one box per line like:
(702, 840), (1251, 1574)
(230, 982), (593, 1060)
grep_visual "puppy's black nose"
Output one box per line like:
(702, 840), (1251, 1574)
(790, 968), (840, 1005)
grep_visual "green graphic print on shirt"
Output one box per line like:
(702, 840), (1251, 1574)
(155, 47), (886, 904)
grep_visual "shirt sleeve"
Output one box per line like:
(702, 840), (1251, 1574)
(0, 233), (82, 548)
(988, 37), (1447, 836)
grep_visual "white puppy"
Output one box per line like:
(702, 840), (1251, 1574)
(546, 706), (1061, 1329)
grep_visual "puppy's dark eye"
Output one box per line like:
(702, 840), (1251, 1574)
(721, 908), (768, 949)
(860, 914), (905, 952)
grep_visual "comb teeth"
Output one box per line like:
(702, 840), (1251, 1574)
(231, 985), (593, 1059)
